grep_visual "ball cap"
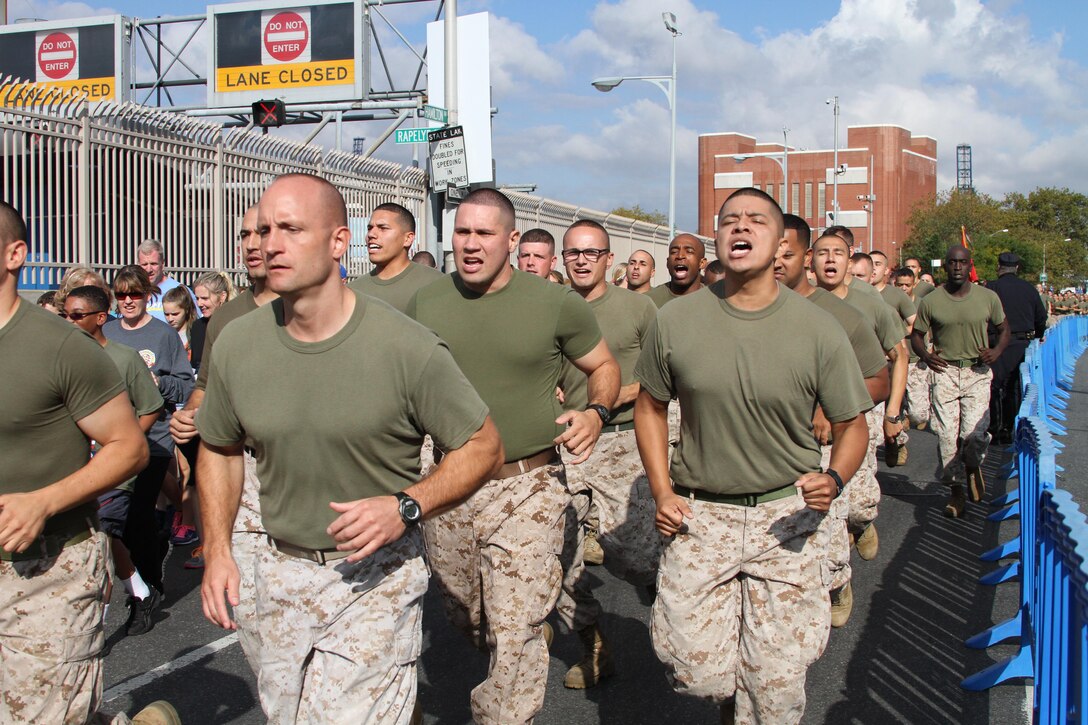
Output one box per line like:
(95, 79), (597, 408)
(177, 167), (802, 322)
(998, 252), (1021, 266)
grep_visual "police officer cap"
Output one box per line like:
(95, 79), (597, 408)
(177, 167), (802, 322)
(998, 252), (1021, 266)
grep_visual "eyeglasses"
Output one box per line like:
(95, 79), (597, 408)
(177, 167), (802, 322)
(115, 291), (145, 300)
(561, 248), (610, 263)
(59, 310), (106, 321)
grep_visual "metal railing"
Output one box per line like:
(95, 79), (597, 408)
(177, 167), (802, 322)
(3, 76), (701, 292)
(963, 315), (1088, 724)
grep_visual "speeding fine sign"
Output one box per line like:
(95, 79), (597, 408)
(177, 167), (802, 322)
(263, 11), (310, 64)
(37, 32), (78, 80)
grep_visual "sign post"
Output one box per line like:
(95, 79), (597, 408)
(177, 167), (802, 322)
(428, 125), (469, 192)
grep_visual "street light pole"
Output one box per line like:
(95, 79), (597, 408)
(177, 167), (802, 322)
(592, 12), (679, 240)
(827, 96), (840, 224)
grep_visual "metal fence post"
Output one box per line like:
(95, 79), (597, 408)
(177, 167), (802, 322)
(77, 109), (91, 266)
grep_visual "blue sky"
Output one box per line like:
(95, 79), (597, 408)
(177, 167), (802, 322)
(6, 0), (1088, 232)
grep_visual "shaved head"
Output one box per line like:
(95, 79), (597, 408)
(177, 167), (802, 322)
(0, 201), (27, 249)
(461, 188), (516, 233)
(268, 174), (348, 227)
(672, 233), (705, 259)
(721, 187), (784, 237)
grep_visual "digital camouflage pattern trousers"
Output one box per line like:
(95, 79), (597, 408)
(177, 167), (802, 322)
(424, 462), (568, 725)
(931, 364), (993, 484)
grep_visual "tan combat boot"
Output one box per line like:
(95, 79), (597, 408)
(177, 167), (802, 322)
(583, 527), (605, 566)
(945, 484), (966, 518)
(966, 467), (985, 502)
(131, 701), (181, 725)
(855, 524), (879, 561)
(563, 624), (614, 689)
(896, 442), (909, 466)
(830, 583), (854, 627)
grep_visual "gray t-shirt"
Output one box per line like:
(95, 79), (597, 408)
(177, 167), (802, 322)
(103, 316), (193, 456)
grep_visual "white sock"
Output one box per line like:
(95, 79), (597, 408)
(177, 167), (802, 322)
(123, 573), (151, 600)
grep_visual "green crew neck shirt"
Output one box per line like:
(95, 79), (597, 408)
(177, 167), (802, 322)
(878, 284), (917, 324)
(410, 269), (602, 462)
(558, 285), (658, 425)
(635, 283), (871, 494)
(0, 302), (125, 536)
(840, 285), (904, 353)
(914, 280), (936, 298)
(807, 288), (887, 379)
(647, 282), (701, 309)
(913, 284), (1006, 363)
(196, 291), (489, 549)
(195, 290), (260, 391)
(348, 261), (443, 315)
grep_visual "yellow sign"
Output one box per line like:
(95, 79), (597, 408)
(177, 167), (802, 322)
(0, 77), (115, 104)
(216, 59), (354, 93)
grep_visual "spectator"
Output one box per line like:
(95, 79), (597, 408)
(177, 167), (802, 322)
(412, 250), (438, 268)
(35, 290), (58, 312)
(611, 262), (629, 287)
(137, 239), (199, 323)
(162, 286), (198, 356)
(55, 265), (111, 312)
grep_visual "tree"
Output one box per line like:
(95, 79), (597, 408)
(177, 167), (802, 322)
(609, 204), (667, 226)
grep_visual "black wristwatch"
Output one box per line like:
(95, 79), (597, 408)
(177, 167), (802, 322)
(885, 411), (905, 424)
(586, 404), (613, 425)
(394, 492), (423, 527)
(825, 468), (845, 498)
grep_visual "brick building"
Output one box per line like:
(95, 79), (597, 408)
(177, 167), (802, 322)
(698, 125), (937, 262)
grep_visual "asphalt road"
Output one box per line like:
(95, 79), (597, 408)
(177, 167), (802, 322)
(100, 424), (1031, 724)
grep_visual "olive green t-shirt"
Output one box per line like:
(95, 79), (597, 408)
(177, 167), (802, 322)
(410, 269), (602, 462)
(195, 290), (259, 391)
(840, 285), (904, 354)
(558, 285), (658, 425)
(102, 341), (165, 493)
(635, 283), (871, 495)
(0, 302), (124, 536)
(913, 284), (1006, 363)
(915, 280), (936, 298)
(348, 261), (443, 315)
(196, 291), (489, 549)
(807, 288), (887, 379)
(878, 284), (917, 324)
(847, 276), (881, 298)
(646, 282), (695, 309)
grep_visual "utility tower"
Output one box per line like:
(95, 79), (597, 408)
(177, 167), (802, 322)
(956, 144), (973, 192)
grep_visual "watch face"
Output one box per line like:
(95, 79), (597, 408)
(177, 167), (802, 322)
(400, 497), (422, 523)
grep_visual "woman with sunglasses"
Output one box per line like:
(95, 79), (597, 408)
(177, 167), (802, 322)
(103, 265), (194, 634)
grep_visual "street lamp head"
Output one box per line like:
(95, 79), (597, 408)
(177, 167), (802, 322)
(592, 77), (623, 92)
(662, 12), (679, 34)
(732, 155), (749, 164)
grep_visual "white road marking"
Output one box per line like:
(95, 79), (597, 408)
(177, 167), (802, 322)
(103, 632), (239, 702)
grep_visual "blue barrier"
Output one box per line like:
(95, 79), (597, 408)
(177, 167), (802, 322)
(962, 316), (1088, 723)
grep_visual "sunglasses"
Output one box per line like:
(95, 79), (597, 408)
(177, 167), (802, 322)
(115, 291), (145, 300)
(59, 310), (106, 321)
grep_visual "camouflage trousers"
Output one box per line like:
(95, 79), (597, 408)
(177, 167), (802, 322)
(930, 365), (993, 484)
(231, 451), (265, 673)
(253, 529), (428, 725)
(667, 399), (681, 448)
(652, 492), (831, 724)
(818, 442), (853, 592)
(0, 531), (134, 724)
(906, 361), (931, 427)
(557, 430), (662, 630)
(424, 462), (568, 725)
(847, 404), (881, 534)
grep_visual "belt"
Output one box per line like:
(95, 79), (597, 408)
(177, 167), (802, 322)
(1011, 331), (1035, 340)
(673, 483), (798, 507)
(497, 447), (561, 479)
(0, 528), (93, 562)
(268, 536), (353, 566)
(949, 358), (983, 368)
(602, 421), (635, 434)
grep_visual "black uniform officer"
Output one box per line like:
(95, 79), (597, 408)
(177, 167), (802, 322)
(986, 252), (1048, 442)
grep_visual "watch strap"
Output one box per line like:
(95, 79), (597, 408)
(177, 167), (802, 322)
(825, 468), (845, 497)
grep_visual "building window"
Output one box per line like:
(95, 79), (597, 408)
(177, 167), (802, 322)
(778, 183), (785, 205)
(791, 182), (799, 215)
(818, 182), (826, 227)
(805, 182), (813, 219)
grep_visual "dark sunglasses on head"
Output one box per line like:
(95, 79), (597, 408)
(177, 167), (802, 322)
(59, 310), (106, 321)
(115, 291), (144, 300)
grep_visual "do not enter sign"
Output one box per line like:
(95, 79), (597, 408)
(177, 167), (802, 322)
(263, 11), (310, 64)
(37, 31), (78, 80)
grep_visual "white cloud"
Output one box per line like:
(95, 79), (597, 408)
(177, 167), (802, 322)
(489, 15), (564, 95)
(9, 1), (118, 21)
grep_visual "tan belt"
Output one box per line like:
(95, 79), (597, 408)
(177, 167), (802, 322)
(496, 447), (561, 480)
(268, 536), (353, 566)
(0, 528), (93, 563)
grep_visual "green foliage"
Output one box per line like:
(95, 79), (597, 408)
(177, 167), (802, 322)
(903, 186), (1088, 289)
(610, 204), (667, 226)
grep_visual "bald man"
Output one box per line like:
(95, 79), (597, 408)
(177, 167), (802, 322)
(625, 250), (656, 294)
(196, 173), (502, 722)
(647, 234), (707, 308)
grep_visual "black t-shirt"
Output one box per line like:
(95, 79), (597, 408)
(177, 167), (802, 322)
(190, 317), (209, 373)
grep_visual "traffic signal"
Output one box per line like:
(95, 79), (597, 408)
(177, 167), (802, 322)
(252, 99), (286, 128)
